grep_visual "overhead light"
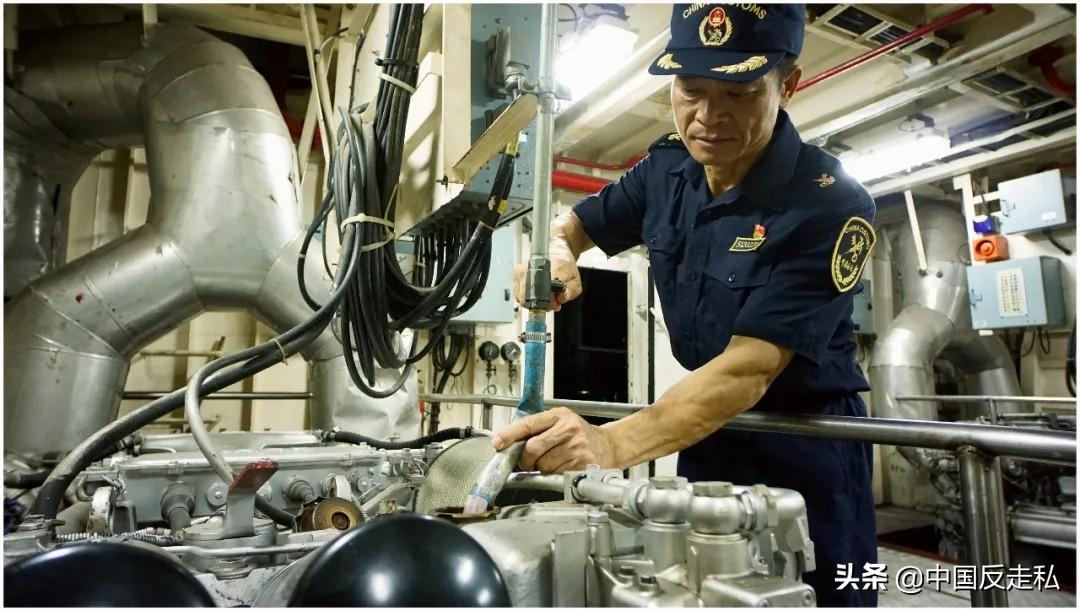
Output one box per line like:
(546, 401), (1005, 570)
(555, 14), (638, 103)
(841, 131), (952, 183)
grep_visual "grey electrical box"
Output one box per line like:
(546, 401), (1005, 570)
(852, 279), (874, 335)
(995, 169), (1074, 235)
(453, 224), (517, 324)
(966, 257), (1066, 329)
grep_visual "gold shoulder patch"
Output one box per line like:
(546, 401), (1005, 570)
(831, 217), (876, 293)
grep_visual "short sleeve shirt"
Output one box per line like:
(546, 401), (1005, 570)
(572, 110), (876, 410)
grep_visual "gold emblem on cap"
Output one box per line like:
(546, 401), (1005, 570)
(711, 55), (768, 74)
(815, 174), (836, 188)
(656, 53), (683, 70)
(667, 133), (682, 141)
(699, 7), (733, 47)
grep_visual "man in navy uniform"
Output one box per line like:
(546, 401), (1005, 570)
(497, 4), (877, 606)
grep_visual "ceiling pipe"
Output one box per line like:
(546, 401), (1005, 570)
(552, 169), (612, 194)
(797, 4), (994, 92)
(553, 154), (644, 172)
(552, 5), (994, 172)
(1029, 45), (1076, 101)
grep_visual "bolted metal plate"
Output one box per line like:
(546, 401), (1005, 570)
(415, 436), (495, 514)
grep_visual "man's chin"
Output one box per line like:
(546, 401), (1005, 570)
(688, 144), (742, 167)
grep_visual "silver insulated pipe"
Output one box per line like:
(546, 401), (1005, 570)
(868, 203), (1021, 476)
(3, 24), (417, 460)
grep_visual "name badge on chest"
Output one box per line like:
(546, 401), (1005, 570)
(729, 224), (766, 252)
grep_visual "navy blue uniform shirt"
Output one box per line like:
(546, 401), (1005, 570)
(573, 108), (880, 607)
(573, 109), (875, 410)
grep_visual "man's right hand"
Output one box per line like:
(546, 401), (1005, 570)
(513, 246), (582, 311)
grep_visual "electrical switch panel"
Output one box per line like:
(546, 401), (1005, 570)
(966, 257), (1066, 329)
(995, 169), (1075, 235)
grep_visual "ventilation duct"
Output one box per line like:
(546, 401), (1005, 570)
(3, 23), (417, 461)
(869, 203), (1022, 502)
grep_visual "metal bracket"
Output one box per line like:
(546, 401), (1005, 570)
(221, 460), (279, 539)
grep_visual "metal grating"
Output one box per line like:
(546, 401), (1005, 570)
(832, 6), (883, 35)
(871, 24), (911, 45)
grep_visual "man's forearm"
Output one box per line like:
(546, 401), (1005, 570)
(551, 211), (595, 260)
(600, 337), (791, 469)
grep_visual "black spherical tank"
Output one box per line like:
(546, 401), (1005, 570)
(288, 513), (510, 607)
(4, 542), (215, 607)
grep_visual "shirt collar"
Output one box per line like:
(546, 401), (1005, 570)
(669, 110), (802, 212)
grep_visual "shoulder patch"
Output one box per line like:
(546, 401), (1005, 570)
(831, 217), (876, 293)
(649, 132), (686, 152)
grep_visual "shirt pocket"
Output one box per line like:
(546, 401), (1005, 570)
(702, 250), (772, 289)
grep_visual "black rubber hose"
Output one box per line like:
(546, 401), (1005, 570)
(1067, 321), (1076, 397)
(324, 427), (478, 450)
(4, 468), (50, 489)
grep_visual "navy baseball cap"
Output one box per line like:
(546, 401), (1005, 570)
(649, 4), (805, 83)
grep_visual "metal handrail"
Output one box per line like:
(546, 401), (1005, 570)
(419, 394), (1076, 464)
(895, 394), (1076, 405)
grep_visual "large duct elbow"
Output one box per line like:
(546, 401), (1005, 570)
(869, 203), (1021, 488)
(4, 24), (416, 460)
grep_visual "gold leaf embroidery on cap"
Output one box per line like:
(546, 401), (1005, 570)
(656, 53), (683, 70)
(711, 55), (768, 74)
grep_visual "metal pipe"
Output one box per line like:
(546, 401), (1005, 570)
(123, 391), (313, 401)
(903, 190), (929, 273)
(504, 472), (564, 493)
(896, 395), (1076, 405)
(420, 394), (1078, 463)
(1010, 509), (1077, 550)
(958, 447), (1009, 607)
(466, 2), (560, 516)
(523, 1), (559, 309)
(797, 5), (994, 91)
(553, 155), (643, 172)
(164, 542), (324, 559)
(551, 169), (611, 194)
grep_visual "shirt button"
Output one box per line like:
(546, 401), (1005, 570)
(727, 273), (736, 283)
(689, 272), (698, 281)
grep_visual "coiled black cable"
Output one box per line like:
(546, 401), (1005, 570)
(294, 3), (518, 399)
(323, 427), (478, 450)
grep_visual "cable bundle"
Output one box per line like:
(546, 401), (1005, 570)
(426, 332), (471, 435)
(298, 3), (519, 397)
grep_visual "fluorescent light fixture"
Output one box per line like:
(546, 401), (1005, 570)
(841, 132), (952, 183)
(556, 16), (638, 102)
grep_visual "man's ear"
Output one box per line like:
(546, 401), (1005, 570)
(778, 65), (803, 108)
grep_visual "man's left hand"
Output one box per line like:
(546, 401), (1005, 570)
(492, 407), (615, 473)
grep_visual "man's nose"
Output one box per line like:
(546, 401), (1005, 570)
(695, 98), (733, 127)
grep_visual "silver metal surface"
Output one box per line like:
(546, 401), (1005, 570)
(896, 395), (1076, 405)
(422, 394), (1078, 463)
(958, 447), (1009, 607)
(77, 434), (406, 527)
(415, 436), (495, 513)
(524, 1), (558, 305)
(4, 23), (415, 459)
(123, 391), (314, 401)
(1010, 507), (1077, 549)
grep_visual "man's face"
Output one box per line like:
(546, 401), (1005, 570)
(670, 67), (800, 166)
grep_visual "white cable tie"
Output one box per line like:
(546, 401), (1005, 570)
(359, 235), (394, 253)
(378, 72), (417, 95)
(271, 338), (288, 365)
(339, 213), (394, 232)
